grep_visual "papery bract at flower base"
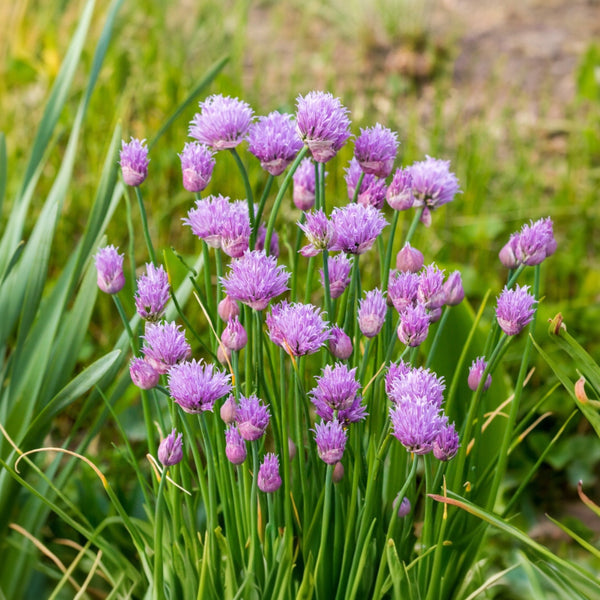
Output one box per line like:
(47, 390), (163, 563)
(220, 395), (238, 425)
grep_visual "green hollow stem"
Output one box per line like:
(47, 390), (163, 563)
(229, 147), (255, 233)
(322, 249), (334, 321)
(351, 171), (365, 204)
(251, 174), (274, 248)
(153, 473), (168, 600)
(424, 305), (451, 369)
(248, 442), (262, 584)
(404, 206), (425, 246)
(382, 210), (400, 290)
(318, 163), (326, 213)
(112, 295), (137, 356)
(315, 464), (333, 598)
(134, 186), (157, 265)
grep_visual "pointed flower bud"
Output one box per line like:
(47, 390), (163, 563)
(119, 137), (149, 186)
(468, 357), (492, 391)
(95, 245), (125, 294)
(158, 429), (183, 467)
(396, 242), (424, 273)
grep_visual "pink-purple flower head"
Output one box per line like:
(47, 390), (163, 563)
(499, 217), (556, 268)
(142, 321), (191, 375)
(443, 270), (464, 306)
(189, 94), (254, 150)
(296, 91), (351, 163)
(320, 253), (353, 299)
(293, 157), (318, 211)
(354, 123), (399, 178)
(247, 111), (303, 176)
(344, 157), (387, 209)
(178, 142), (215, 193)
(387, 270), (419, 313)
(495, 284), (537, 336)
(312, 393), (367, 426)
(328, 325), (353, 360)
(396, 242), (424, 273)
(167, 359), (232, 413)
(158, 429), (183, 467)
(314, 419), (348, 464)
(258, 453), (282, 493)
(183, 194), (231, 249)
(225, 425), (247, 464)
(129, 357), (160, 390)
(119, 137), (149, 186)
(387, 167), (415, 211)
(266, 300), (329, 357)
(235, 394), (270, 441)
(417, 264), (447, 311)
(387, 365), (445, 409)
(298, 209), (335, 257)
(432, 422), (459, 461)
(468, 357), (492, 392)
(358, 288), (387, 338)
(221, 250), (290, 311)
(95, 245), (125, 295)
(389, 401), (447, 455)
(310, 363), (361, 412)
(397, 303), (430, 347)
(220, 200), (251, 258)
(409, 155), (461, 211)
(135, 263), (170, 321)
(329, 203), (387, 255)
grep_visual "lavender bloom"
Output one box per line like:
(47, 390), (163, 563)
(296, 91), (351, 163)
(247, 112), (303, 176)
(314, 420), (348, 464)
(255, 223), (280, 258)
(410, 155), (461, 211)
(386, 167), (415, 211)
(221, 316), (248, 351)
(358, 288), (387, 338)
(390, 401), (446, 455)
(329, 203), (387, 255)
(443, 270), (464, 306)
(310, 363), (361, 412)
(178, 142), (215, 193)
(344, 158), (387, 209)
(387, 270), (419, 313)
(142, 321), (191, 374)
(258, 453), (282, 493)
(220, 200), (251, 258)
(168, 359), (232, 413)
(236, 394), (270, 441)
(395, 495), (412, 518)
(385, 360), (412, 396)
(299, 209), (335, 257)
(119, 137), (149, 186)
(135, 263), (170, 321)
(266, 301), (329, 356)
(418, 264), (447, 310)
(396, 242), (424, 273)
(496, 284), (536, 336)
(220, 394), (238, 424)
(221, 250), (290, 311)
(328, 325), (353, 360)
(129, 357), (160, 390)
(225, 425), (247, 464)
(320, 253), (353, 299)
(158, 429), (183, 467)
(388, 366), (445, 408)
(95, 245), (125, 294)
(468, 357), (492, 391)
(354, 123), (398, 178)
(183, 194), (231, 249)
(397, 304), (430, 347)
(499, 233), (520, 269)
(189, 94), (253, 150)
(293, 157), (318, 211)
(433, 422), (460, 461)
(218, 295), (240, 322)
(312, 392), (367, 425)
(501, 217), (557, 268)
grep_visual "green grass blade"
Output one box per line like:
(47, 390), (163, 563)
(0, 133), (5, 218)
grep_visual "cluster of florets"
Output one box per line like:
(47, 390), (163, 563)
(499, 217), (556, 269)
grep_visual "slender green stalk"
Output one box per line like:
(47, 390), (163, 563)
(134, 186), (157, 265)
(404, 206), (424, 246)
(351, 172), (365, 204)
(315, 464), (333, 598)
(153, 473), (168, 600)
(382, 210), (400, 290)
(112, 295), (137, 355)
(229, 148), (255, 233)
(250, 174), (274, 248)
(321, 249), (334, 320)
(424, 305), (451, 369)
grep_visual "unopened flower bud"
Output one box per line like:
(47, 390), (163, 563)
(396, 242), (424, 273)
(332, 461), (345, 483)
(221, 316), (247, 351)
(218, 296), (240, 321)
(158, 429), (183, 467)
(220, 394), (238, 424)
(130, 357), (160, 390)
(394, 495), (411, 518)
(443, 271), (464, 306)
(328, 326), (353, 360)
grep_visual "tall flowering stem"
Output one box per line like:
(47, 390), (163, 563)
(134, 186), (158, 265)
(250, 174), (274, 249)
(404, 205), (425, 246)
(229, 147), (255, 234)
(321, 249), (334, 321)
(153, 472), (168, 600)
(315, 464), (334, 592)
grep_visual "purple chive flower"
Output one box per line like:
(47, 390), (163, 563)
(178, 142), (215, 193)
(314, 420), (348, 464)
(329, 203), (387, 255)
(225, 425), (247, 464)
(328, 325), (353, 360)
(135, 263), (170, 321)
(501, 217), (557, 268)
(119, 137), (149, 186)
(221, 316), (248, 351)
(387, 270), (419, 313)
(220, 200), (251, 258)
(255, 223), (280, 258)
(354, 123), (399, 178)
(218, 295), (240, 322)
(498, 233), (520, 269)
(397, 304), (430, 347)
(386, 167), (415, 211)
(167, 359), (232, 413)
(320, 253), (353, 299)
(266, 300), (329, 356)
(142, 321), (191, 374)
(183, 194), (231, 249)
(358, 288), (387, 338)
(433, 422), (460, 461)
(235, 394), (270, 441)
(468, 357), (492, 391)
(390, 401), (447, 455)
(418, 264), (447, 311)
(129, 357), (160, 390)
(299, 209), (335, 257)
(312, 392), (367, 425)
(247, 112), (303, 176)
(395, 495), (412, 518)
(410, 155), (461, 211)
(310, 363), (361, 412)
(387, 365), (445, 408)
(293, 157), (318, 211)
(158, 429), (183, 467)
(296, 91), (351, 163)
(344, 158), (387, 209)
(221, 250), (290, 311)
(189, 94), (253, 150)
(396, 242), (424, 273)
(258, 453), (282, 493)
(443, 270), (464, 306)
(220, 394), (238, 424)
(94, 245), (125, 294)
(385, 360), (412, 395)
(496, 284), (537, 336)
